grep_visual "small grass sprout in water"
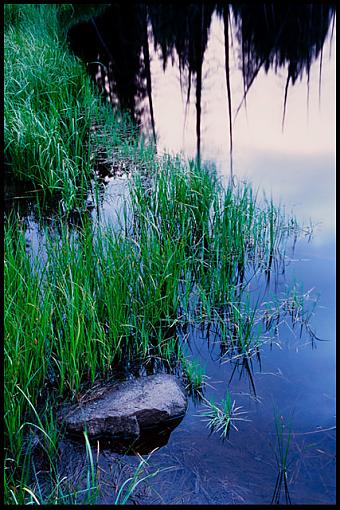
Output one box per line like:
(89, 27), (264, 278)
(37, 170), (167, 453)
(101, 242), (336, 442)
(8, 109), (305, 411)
(271, 411), (293, 505)
(181, 357), (207, 396)
(114, 449), (174, 505)
(199, 391), (250, 439)
(83, 430), (99, 505)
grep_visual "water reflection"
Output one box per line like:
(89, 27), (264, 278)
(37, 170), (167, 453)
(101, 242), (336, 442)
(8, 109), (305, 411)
(227, 4), (335, 124)
(68, 3), (335, 168)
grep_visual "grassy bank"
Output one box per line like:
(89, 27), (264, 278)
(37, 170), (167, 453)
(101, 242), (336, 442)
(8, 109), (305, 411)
(4, 3), (138, 209)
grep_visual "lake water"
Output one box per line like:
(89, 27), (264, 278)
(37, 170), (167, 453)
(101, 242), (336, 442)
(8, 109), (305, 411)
(6, 6), (336, 505)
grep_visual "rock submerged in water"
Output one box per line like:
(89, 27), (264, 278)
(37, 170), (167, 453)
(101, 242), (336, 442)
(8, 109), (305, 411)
(61, 374), (187, 441)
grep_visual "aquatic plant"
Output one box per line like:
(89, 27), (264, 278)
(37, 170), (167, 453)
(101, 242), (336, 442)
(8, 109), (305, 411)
(271, 412), (293, 504)
(4, 388), (66, 505)
(4, 149), (304, 501)
(181, 357), (206, 395)
(199, 391), (250, 439)
(83, 431), (99, 504)
(4, 3), (331, 505)
(4, 8), (306, 496)
(4, 146), (304, 503)
(114, 449), (174, 505)
(7, 433), (167, 505)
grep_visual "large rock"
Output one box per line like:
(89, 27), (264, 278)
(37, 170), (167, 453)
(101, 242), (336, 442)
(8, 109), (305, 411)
(61, 374), (187, 441)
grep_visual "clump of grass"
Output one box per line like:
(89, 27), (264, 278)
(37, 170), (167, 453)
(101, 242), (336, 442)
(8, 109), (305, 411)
(4, 151), (305, 502)
(5, 5), (91, 199)
(199, 391), (250, 439)
(181, 357), (206, 395)
(130, 158), (299, 322)
(8, 432), (167, 505)
(4, 214), (54, 496)
(3, 4), (317, 506)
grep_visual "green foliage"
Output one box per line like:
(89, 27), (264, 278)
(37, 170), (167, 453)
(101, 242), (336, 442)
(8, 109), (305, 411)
(4, 153), (303, 503)
(181, 357), (206, 394)
(199, 391), (250, 439)
(114, 451), (173, 505)
(271, 411), (293, 504)
(4, 3), (123, 209)
(4, 4), (316, 506)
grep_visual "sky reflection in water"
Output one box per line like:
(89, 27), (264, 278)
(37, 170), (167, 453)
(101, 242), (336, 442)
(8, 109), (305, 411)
(148, 13), (335, 239)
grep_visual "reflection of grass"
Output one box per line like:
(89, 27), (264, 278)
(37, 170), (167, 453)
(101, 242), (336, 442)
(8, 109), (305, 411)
(199, 392), (250, 439)
(218, 282), (320, 397)
(261, 283), (321, 346)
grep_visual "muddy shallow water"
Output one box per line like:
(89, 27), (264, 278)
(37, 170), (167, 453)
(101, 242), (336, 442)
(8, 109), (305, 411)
(6, 5), (335, 505)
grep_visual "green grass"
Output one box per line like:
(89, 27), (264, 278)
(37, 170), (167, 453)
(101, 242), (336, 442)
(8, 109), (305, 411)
(199, 391), (250, 439)
(4, 153), (303, 503)
(181, 357), (206, 395)
(4, 4), (139, 210)
(114, 451), (174, 505)
(271, 411), (293, 504)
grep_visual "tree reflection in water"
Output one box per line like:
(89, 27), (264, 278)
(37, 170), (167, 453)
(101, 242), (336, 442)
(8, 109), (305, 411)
(68, 3), (335, 168)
